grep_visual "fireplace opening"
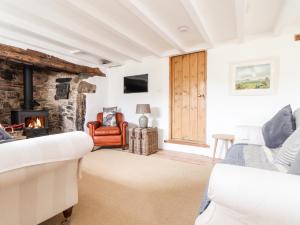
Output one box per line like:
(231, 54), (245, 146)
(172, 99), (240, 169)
(25, 116), (45, 129)
(11, 110), (49, 138)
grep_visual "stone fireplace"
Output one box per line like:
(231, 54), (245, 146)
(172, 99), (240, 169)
(0, 59), (97, 136)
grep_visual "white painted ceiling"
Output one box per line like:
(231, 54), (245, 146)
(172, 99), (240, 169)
(0, 0), (299, 67)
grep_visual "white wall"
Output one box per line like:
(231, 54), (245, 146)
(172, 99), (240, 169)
(106, 57), (169, 148)
(101, 33), (300, 157)
(206, 34), (300, 157)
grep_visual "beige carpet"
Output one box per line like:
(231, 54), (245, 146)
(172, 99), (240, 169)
(41, 150), (213, 225)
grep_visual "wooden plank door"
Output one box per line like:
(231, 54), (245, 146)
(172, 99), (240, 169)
(170, 51), (206, 145)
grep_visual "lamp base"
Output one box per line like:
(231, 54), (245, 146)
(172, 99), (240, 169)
(139, 114), (148, 128)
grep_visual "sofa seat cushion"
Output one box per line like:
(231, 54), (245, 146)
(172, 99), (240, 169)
(94, 126), (121, 136)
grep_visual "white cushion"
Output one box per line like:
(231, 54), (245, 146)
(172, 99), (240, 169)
(275, 128), (300, 167)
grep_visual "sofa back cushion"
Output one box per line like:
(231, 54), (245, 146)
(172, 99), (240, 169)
(262, 105), (295, 148)
(0, 128), (12, 139)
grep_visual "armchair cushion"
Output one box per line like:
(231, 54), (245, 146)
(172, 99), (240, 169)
(94, 126), (121, 136)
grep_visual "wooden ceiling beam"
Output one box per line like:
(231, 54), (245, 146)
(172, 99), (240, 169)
(0, 4), (125, 65)
(65, 0), (162, 57)
(235, 0), (246, 43)
(180, 0), (214, 47)
(118, 0), (186, 53)
(6, 1), (142, 62)
(0, 23), (101, 66)
(0, 43), (105, 76)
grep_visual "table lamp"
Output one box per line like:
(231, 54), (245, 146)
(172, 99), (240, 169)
(136, 104), (151, 128)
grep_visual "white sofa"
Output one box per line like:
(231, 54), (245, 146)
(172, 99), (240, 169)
(195, 126), (300, 225)
(0, 131), (93, 225)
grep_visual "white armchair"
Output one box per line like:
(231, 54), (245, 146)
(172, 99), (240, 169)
(195, 164), (300, 225)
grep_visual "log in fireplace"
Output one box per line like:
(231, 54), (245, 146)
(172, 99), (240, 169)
(11, 64), (49, 138)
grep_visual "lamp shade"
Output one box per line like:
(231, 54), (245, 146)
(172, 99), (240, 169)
(136, 104), (151, 114)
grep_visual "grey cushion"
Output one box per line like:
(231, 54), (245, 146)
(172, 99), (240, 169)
(262, 105), (295, 148)
(0, 128), (14, 144)
(0, 128), (13, 140)
(289, 150), (300, 175)
(275, 127), (300, 167)
(294, 108), (300, 129)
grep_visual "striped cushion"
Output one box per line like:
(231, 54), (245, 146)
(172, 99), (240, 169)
(275, 128), (300, 167)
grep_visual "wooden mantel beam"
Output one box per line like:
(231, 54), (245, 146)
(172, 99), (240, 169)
(0, 43), (105, 76)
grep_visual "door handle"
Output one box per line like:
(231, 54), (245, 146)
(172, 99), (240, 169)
(198, 94), (205, 98)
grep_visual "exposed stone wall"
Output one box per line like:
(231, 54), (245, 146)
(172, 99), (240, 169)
(0, 59), (96, 133)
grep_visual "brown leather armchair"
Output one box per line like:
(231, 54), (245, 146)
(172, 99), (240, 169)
(87, 112), (128, 149)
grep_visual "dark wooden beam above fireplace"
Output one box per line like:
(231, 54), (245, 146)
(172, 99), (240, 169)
(0, 43), (105, 76)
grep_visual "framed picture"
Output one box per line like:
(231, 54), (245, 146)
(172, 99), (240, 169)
(230, 58), (278, 95)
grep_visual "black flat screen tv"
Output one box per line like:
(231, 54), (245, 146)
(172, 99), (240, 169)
(124, 74), (148, 94)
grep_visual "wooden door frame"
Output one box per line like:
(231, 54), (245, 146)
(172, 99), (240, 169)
(166, 51), (208, 147)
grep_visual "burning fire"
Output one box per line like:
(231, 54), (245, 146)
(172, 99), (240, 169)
(27, 117), (43, 129)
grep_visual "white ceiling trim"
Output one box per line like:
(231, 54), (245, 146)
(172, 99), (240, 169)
(118, 0), (186, 54)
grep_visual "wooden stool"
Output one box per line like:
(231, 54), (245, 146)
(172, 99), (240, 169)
(212, 134), (235, 160)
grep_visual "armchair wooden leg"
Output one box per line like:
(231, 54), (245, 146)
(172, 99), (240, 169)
(61, 207), (73, 225)
(63, 207), (73, 219)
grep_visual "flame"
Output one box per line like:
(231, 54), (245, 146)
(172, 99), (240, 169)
(27, 117), (43, 129)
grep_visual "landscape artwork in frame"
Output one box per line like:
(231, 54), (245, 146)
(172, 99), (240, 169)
(230, 59), (277, 95)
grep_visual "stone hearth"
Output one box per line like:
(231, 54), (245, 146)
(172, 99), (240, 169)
(0, 59), (96, 134)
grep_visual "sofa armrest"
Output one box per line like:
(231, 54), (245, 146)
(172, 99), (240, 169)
(234, 125), (265, 145)
(87, 121), (101, 136)
(87, 121), (101, 128)
(206, 164), (300, 225)
(0, 131), (93, 174)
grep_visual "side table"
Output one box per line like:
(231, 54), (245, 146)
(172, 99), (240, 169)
(212, 134), (235, 160)
(129, 127), (158, 155)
